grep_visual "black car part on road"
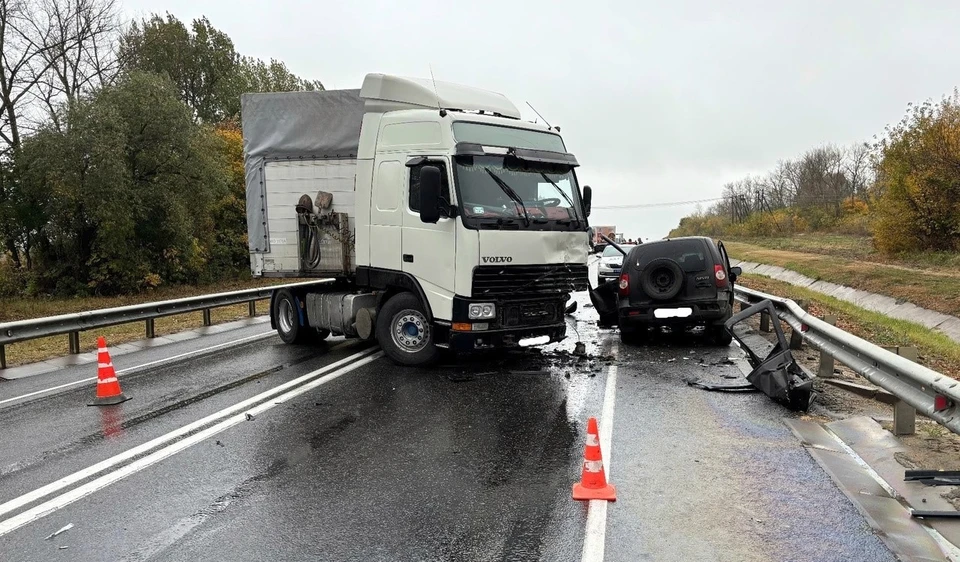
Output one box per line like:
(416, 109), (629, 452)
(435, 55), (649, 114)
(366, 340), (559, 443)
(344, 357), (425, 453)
(724, 300), (816, 412)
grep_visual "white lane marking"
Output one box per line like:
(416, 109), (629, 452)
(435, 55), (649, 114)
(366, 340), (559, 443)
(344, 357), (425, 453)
(0, 346), (377, 521)
(0, 331), (275, 407)
(581, 342), (619, 562)
(0, 350), (383, 537)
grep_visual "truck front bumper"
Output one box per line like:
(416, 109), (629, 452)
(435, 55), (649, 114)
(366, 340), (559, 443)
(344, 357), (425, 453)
(447, 324), (567, 351)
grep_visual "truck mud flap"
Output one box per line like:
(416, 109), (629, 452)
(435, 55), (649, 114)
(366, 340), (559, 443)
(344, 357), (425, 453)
(724, 300), (816, 412)
(589, 280), (619, 327)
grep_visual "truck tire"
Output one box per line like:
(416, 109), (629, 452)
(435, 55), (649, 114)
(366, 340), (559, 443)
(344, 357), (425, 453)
(376, 292), (439, 366)
(274, 289), (311, 344)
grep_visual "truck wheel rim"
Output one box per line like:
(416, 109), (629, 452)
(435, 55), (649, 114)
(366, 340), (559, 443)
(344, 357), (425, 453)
(392, 311), (429, 353)
(278, 298), (296, 334)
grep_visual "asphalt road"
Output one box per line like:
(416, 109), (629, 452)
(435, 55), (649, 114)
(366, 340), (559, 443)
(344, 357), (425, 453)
(0, 295), (898, 562)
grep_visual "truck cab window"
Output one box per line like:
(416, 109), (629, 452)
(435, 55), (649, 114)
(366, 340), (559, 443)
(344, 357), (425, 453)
(409, 162), (451, 212)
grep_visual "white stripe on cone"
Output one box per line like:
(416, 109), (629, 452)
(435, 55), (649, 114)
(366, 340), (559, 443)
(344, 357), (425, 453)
(98, 377), (118, 384)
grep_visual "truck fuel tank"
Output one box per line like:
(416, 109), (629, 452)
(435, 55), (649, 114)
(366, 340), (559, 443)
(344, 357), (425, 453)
(306, 292), (378, 337)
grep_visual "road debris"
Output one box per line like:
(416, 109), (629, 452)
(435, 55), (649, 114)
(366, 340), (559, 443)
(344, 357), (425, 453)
(725, 300), (816, 411)
(684, 377), (757, 392)
(44, 523), (73, 540)
(245, 413), (255, 421)
(904, 470), (960, 486)
(910, 510), (960, 519)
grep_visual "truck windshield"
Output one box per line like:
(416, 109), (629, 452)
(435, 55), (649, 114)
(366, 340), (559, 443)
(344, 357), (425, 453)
(453, 155), (585, 230)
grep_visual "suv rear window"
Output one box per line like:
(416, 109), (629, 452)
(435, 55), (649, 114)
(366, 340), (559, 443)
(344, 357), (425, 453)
(633, 240), (710, 272)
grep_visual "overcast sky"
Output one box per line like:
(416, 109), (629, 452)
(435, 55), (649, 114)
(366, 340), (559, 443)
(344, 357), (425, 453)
(125, 0), (960, 239)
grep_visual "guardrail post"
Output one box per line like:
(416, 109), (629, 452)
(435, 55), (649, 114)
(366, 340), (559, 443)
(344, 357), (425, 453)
(759, 309), (771, 332)
(818, 315), (838, 378)
(889, 346), (918, 436)
(0, 344), (5, 369)
(202, 308), (212, 327)
(68, 331), (80, 355)
(145, 318), (155, 339)
(248, 301), (256, 317)
(789, 300), (808, 350)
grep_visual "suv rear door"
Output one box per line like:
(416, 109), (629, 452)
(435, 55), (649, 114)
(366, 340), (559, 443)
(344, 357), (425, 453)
(628, 239), (716, 305)
(716, 240), (735, 298)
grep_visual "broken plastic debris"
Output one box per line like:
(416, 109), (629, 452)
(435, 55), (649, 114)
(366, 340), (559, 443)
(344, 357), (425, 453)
(58, 546), (69, 550)
(667, 358), (677, 363)
(45, 523), (73, 540)
(244, 413), (255, 421)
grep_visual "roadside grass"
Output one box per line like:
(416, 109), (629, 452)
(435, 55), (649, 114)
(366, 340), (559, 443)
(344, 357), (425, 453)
(0, 278), (302, 368)
(728, 234), (960, 272)
(739, 275), (960, 380)
(725, 240), (960, 319)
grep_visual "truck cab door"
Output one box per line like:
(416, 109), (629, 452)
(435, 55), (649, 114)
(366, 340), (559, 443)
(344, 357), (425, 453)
(403, 158), (457, 320)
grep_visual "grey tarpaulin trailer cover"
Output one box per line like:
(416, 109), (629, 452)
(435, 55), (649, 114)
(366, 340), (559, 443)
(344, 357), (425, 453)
(241, 89), (364, 254)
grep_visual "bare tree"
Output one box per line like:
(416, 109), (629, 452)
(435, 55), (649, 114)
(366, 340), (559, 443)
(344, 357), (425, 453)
(0, 0), (116, 152)
(31, 0), (119, 130)
(844, 142), (873, 202)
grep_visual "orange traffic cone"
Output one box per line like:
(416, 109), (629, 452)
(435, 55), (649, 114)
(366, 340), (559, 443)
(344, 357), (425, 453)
(572, 417), (616, 501)
(88, 336), (130, 406)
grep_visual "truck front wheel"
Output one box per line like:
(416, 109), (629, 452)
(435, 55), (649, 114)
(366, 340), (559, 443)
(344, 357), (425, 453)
(376, 292), (439, 366)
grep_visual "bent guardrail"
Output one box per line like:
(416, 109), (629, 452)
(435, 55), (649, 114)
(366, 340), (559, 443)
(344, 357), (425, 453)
(733, 284), (960, 435)
(0, 280), (331, 369)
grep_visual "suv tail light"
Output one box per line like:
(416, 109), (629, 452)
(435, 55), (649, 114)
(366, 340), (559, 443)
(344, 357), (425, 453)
(714, 264), (728, 288)
(618, 272), (630, 295)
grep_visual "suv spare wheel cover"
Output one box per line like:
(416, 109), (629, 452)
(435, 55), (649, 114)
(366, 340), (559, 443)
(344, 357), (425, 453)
(641, 258), (685, 300)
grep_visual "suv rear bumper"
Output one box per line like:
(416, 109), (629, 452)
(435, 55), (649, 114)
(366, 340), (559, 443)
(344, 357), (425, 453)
(618, 299), (732, 326)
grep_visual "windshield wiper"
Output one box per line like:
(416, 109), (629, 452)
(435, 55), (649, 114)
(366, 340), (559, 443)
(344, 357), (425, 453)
(484, 168), (530, 227)
(539, 172), (581, 227)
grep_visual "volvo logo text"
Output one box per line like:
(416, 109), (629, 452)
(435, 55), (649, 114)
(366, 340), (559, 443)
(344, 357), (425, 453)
(482, 256), (513, 263)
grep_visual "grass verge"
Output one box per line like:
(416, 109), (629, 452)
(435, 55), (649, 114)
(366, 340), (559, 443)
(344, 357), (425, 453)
(729, 234), (960, 271)
(726, 240), (960, 319)
(739, 275), (960, 380)
(0, 278), (305, 368)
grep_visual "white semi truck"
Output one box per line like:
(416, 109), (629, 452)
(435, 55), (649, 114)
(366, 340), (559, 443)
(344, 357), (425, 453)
(241, 73), (591, 366)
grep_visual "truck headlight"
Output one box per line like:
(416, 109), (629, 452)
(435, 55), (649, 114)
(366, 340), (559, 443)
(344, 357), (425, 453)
(468, 303), (496, 320)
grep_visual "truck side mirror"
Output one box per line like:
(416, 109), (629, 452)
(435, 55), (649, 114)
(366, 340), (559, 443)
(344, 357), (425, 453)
(582, 185), (592, 217)
(419, 166), (442, 224)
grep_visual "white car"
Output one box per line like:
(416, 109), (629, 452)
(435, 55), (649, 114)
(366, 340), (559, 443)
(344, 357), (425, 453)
(597, 244), (636, 282)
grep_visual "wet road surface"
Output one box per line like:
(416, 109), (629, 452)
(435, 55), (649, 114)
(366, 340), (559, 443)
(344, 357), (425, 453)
(0, 295), (898, 561)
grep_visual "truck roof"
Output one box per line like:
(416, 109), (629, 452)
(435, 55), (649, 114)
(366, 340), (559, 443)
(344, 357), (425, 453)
(360, 73), (520, 119)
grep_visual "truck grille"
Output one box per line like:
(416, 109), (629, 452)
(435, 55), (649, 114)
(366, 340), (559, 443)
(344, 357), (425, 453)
(472, 264), (589, 298)
(501, 300), (563, 327)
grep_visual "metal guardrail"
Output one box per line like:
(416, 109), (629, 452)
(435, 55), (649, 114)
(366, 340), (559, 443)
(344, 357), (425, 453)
(0, 280), (331, 369)
(734, 284), (960, 435)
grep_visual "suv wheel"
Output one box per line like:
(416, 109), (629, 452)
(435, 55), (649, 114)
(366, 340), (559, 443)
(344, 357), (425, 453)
(620, 325), (646, 345)
(711, 324), (733, 346)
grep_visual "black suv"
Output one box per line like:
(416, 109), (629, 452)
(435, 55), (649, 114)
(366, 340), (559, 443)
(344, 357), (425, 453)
(608, 236), (741, 345)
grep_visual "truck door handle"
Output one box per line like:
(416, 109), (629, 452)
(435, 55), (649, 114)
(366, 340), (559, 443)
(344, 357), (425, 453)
(403, 254), (414, 263)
